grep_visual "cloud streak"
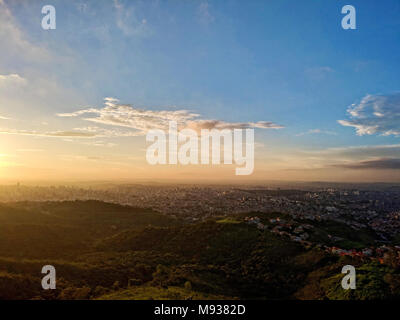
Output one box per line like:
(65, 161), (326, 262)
(296, 129), (337, 137)
(332, 158), (400, 170)
(0, 126), (139, 139)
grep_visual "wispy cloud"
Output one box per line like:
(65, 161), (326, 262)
(332, 158), (400, 170)
(296, 129), (337, 137)
(58, 97), (284, 134)
(0, 1), (50, 62)
(0, 129), (97, 138)
(0, 96), (283, 141)
(0, 126), (138, 139)
(197, 1), (215, 25)
(113, 0), (150, 37)
(338, 93), (400, 136)
(299, 143), (400, 159)
(16, 149), (44, 152)
(82, 140), (117, 148)
(305, 66), (334, 80)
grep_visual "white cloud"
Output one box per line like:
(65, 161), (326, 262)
(0, 96), (283, 142)
(338, 93), (400, 136)
(58, 97), (284, 134)
(0, 74), (27, 88)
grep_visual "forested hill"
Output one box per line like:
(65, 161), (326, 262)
(0, 200), (399, 300)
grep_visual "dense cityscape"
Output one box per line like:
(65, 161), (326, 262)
(2, 183), (400, 241)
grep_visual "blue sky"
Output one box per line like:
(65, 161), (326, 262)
(1, 0), (400, 181)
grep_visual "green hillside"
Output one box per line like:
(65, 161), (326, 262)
(0, 201), (399, 300)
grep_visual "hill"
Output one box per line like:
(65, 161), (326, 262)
(0, 201), (399, 300)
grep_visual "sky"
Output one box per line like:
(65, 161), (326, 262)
(0, 0), (400, 182)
